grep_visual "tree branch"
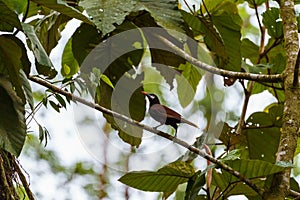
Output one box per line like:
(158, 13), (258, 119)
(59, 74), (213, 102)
(158, 36), (283, 83)
(28, 75), (264, 196)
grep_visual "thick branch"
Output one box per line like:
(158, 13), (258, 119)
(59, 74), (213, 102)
(158, 36), (283, 83)
(28, 75), (264, 196)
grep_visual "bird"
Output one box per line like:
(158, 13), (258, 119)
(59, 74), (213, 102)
(141, 91), (198, 135)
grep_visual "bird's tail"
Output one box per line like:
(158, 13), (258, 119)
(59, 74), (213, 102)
(181, 118), (198, 128)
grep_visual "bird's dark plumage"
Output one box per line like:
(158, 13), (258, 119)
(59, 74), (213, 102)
(141, 91), (198, 134)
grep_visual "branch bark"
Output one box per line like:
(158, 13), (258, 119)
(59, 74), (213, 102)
(264, 0), (300, 199)
(28, 75), (264, 196)
(158, 36), (283, 83)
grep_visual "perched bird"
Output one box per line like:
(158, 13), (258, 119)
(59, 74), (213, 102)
(141, 91), (198, 135)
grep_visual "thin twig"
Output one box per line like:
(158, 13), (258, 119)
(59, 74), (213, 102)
(236, 81), (254, 135)
(158, 36), (283, 83)
(28, 75), (265, 196)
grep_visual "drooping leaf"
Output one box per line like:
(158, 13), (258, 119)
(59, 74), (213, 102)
(0, 0), (22, 32)
(31, 0), (92, 24)
(0, 35), (25, 103)
(34, 12), (71, 54)
(0, 77), (26, 156)
(119, 161), (194, 192)
(4, 35), (31, 75)
(22, 23), (57, 79)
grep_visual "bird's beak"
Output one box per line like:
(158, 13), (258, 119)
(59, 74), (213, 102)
(141, 91), (148, 95)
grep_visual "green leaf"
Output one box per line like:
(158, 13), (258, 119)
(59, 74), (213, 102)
(176, 62), (202, 108)
(61, 38), (79, 78)
(0, 77), (26, 156)
(226, 159), (290, 178)
(262, 8), (283, 39)
(20, 70), (34, 110)
(119, 161), (194, 192)
(79, 0), (136, 36)
(100, 74), (114, 89)
(244, 106), (282, 162)
(31, 0), (92, 24)
(185, 171), (206, 200)
(4, 35), (31, 75)
(2, 0), (28, 14)
(211, 1), (242, 71)
(71, 23), (103, 65)
(54, 94), (66, 108)
(135, 0), (185, 34)
(22, 23), (57, 79)
(0, 35), (26, 103)
(0, 0), (22, 32)
(212, 170), (262, 197)
(49, 100), (60, 113)
(241, 38), (259, 65)
(34, 12), (71, 54)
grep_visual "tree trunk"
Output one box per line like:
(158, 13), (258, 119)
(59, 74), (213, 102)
(264, 0), (300, 198)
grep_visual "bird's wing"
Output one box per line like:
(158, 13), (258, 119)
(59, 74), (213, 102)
(162, 105), (182, 120)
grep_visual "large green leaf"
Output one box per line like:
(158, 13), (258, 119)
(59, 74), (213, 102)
(22, 23), (57, 79)
(227, 159), (289, 179)
(0, 0), (22, 32)
(119, 161), (194, 192)
(31, 0), (92, 24)
(0, 77), (26, 156)
(244, 104), (282, 162)
(0, 36), (25, 103)
(212, 159), (290, 197)
(135, 0), (185, 34)
(79, 0), (136, 36)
